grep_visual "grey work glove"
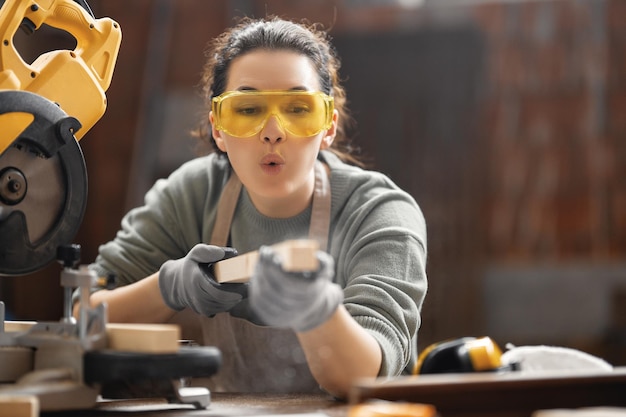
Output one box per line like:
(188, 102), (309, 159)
(159, 244), (248, 317)
(249, 246), (344, 332)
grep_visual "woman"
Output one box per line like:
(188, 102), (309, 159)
(87, 16), (427, 399)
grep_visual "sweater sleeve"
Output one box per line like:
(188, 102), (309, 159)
(90, 154), (227, 286)
(344, 231), (427, 377)
(329, 164), (428, 378)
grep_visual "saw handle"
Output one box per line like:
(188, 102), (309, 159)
(26, 0), (119, 88)
(0, 0), (122, 139)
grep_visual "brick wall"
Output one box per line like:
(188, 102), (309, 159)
(471, 0), (626, 262)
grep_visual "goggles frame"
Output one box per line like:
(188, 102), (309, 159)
(211, 90), (334, 138)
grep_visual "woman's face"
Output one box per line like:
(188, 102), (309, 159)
(210, 50), (337, 218)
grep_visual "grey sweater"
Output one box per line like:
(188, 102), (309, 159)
(92, 150), (427, 388)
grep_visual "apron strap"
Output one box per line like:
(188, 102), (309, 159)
(210, 172), (242, 247)
(309, 160), (330, 252)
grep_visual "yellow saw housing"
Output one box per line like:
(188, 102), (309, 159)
(0, 0), (121, 154)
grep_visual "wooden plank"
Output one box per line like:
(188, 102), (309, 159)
(5, 321), (181, 354)
(349, 368), (626, 416)
(4, 321), (37, 332)
(349, 401), (436, 417)
(106, 323), (181, 354)
(0, 394), (38, 417)
(214, 239), (319, 283)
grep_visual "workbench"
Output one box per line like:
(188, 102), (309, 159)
(36, 369), (626, 417)
(36, 367), (626, 417)
(42, 393), (349, 417)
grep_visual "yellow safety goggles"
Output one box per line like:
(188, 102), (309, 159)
(211, 90), (334, 138)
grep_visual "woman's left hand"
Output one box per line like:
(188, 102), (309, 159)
(249, 246), (343, 332)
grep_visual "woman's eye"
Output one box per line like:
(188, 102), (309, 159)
(285, 103), (311, 114)
(235, 105), (262, 116)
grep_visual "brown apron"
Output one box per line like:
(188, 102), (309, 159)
(178, 161), (331, 393)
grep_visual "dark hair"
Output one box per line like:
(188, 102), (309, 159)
(192, 16), (362, 166)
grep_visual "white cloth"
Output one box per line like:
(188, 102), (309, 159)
(501, 344), (613, 373)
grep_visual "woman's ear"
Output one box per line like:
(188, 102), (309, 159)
(320, 109), (338, 150)
(210, 112), (227, 152)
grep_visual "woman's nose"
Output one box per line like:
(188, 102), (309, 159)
(259, 115), (285, 144)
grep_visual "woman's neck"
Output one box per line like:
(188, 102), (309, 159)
(247, 171), (316, 219)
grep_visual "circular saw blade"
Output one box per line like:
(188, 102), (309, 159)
(0, 91), (87, 276)
(0, 144), (65, 244)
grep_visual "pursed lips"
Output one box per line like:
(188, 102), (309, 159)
(259, 154), (285, 175)
(260, 154), (285, 166)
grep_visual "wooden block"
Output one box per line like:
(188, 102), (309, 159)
(274, 239), (320, 272)
(4, 321), (37, 332)
(213, 250), (259, 284)
(5, 321), (180, 354)
(0, 394), (39, 417)
(214, 239), (320, 283)
(349, 400), (436, 417)
(106, 323), (181, 354)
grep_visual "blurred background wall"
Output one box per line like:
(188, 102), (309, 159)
(3, 0), (626, 366)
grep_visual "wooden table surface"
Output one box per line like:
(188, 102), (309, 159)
(40, 368), (626, 417)
(42, 393), (349, 417)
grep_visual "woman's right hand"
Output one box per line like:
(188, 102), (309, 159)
(158, 244), (247, 317)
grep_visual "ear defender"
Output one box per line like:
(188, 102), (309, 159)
(414, 336), (519, 375)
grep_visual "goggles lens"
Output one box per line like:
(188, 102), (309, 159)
(212, 90), (334, 138)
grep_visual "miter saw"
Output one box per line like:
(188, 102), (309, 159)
(0, 0), (221, 413)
